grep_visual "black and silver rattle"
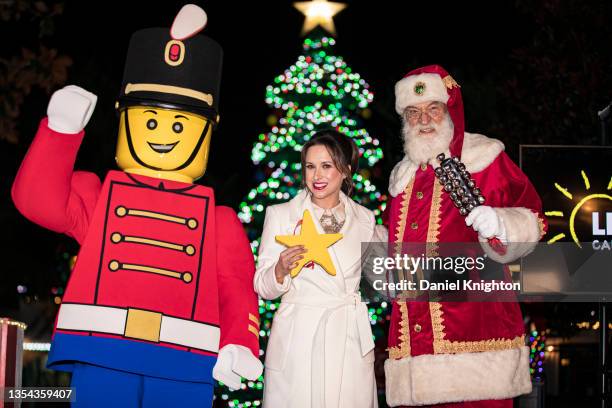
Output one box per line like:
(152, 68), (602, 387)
(433, 153), (485, 216)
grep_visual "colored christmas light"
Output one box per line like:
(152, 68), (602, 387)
(529, 329), (546, 381)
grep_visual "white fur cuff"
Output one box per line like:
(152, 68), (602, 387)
(480, 207), (541, 263)
(384, 346), (532, 406)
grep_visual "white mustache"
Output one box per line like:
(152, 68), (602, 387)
(402, 114), (454, 163)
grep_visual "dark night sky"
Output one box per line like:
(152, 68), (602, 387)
(31, 0), (530, 193)
(1, 0), (610, 308)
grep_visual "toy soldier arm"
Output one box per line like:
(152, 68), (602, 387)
(11, 118), (101, 244)
(215, 206), (261, 358)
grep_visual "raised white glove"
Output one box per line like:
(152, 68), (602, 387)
(465, 205), (507, 243)
(212, 344), (263, 390)
(47, 85), (97, 134)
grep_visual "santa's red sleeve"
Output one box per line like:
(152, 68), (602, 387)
(11, 118), (101, 244)
(479, 151), (547, 262)
(215, 206), (260, 358)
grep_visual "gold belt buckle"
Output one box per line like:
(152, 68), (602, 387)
(124, 308), (162, 342)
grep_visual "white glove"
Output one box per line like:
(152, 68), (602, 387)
(47, 85), (97, 134)
(465, 205), (507, 243)
(212, 344), (263, 390)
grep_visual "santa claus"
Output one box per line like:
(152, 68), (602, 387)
(384, 65), (546, 407)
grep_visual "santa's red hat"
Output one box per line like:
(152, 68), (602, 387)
(395, 65), (464, 158)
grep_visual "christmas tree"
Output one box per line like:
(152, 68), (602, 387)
(215, 1), (388, 407)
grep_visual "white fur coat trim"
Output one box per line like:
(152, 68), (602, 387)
(389, 132), (505, 197)
(384, 346), (532, 406)
(480, 207), (541, 263)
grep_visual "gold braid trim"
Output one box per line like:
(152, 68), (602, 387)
(537, 215), (547, 239)
(425, 181), (443, 257)
(429, 302), (526, 354)
(393, 180), (415, 256)
(388, 183), (415, 360)
(388, 301), (411, 359)
(426, 180), (524, 354)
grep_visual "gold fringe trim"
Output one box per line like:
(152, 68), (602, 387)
(389, 301), (411, 359)
(393, 180), (415, 289)
(393, 180), (415, 254)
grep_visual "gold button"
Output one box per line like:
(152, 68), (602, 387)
(115, 206), (127, 217)
(420, 164), (427, 171)
(414, 324), (422, 333)
(185, 245), (196, 256)
(416, 191), (424, 199)
(109, 260), (120, 271)
(411, 222), (418, 230)
(111, 232), (122, 243)
(187, 219), (198, 230)
(182, 272), (193, 283)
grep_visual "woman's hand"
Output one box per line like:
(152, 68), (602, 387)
(274, 246), (306, 284)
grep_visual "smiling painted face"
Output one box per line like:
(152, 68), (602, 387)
(115, 106), (213, 183)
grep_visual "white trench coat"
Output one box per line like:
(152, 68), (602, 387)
(254, 190), (380, 408)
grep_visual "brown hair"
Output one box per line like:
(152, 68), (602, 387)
(300, 129), (359, 196)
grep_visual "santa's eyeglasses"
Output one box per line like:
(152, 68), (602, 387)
(404, 103), (446, 121)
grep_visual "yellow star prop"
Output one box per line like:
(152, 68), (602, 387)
(275, 209), (343, 277)
(293, 0), (347, 36)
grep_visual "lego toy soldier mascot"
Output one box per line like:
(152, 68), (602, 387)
(384, 65), (547, 407)
(12, 5), (262, 406)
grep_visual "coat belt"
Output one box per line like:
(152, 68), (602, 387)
(282, 292), (374, 356)
(56, 303), (220, 353)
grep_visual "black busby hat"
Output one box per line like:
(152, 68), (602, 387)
(118, 5), (222, 121)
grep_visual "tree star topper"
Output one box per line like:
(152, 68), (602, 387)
(293, 0), (347, 36)
(275, 209), (343, 277)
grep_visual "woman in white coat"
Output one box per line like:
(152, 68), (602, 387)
(254, 130), (381, 408)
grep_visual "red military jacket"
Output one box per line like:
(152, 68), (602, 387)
(12, 119), (260, 381)
(384, 133), (546, 406)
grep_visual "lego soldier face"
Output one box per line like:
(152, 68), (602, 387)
(115, 106), (213, 183)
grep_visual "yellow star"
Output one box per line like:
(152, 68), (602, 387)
(293, 0), (347, 36)
(275, 209), (343, 277)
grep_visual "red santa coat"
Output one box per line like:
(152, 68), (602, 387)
(11, 119), (260, 381)
(384, 132), (546, 406)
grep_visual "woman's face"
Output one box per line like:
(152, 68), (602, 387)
(304, 144), (345, 207)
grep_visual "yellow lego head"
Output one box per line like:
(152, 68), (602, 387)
(115, 4), (223, 184)
(115, 106), (213, 183)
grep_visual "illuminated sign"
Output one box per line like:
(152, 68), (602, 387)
(520, 146), (612, 251)
(545, 171), (612, 249)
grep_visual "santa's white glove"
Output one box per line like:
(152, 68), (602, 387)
(47, 85), (97, 134)
(465, 205), (507, 243)
(212, 344), (263, 390)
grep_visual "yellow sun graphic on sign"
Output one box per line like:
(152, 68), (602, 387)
(546, 171), (612, 248)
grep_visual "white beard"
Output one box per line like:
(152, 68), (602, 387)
(402, 113), (454, 164)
